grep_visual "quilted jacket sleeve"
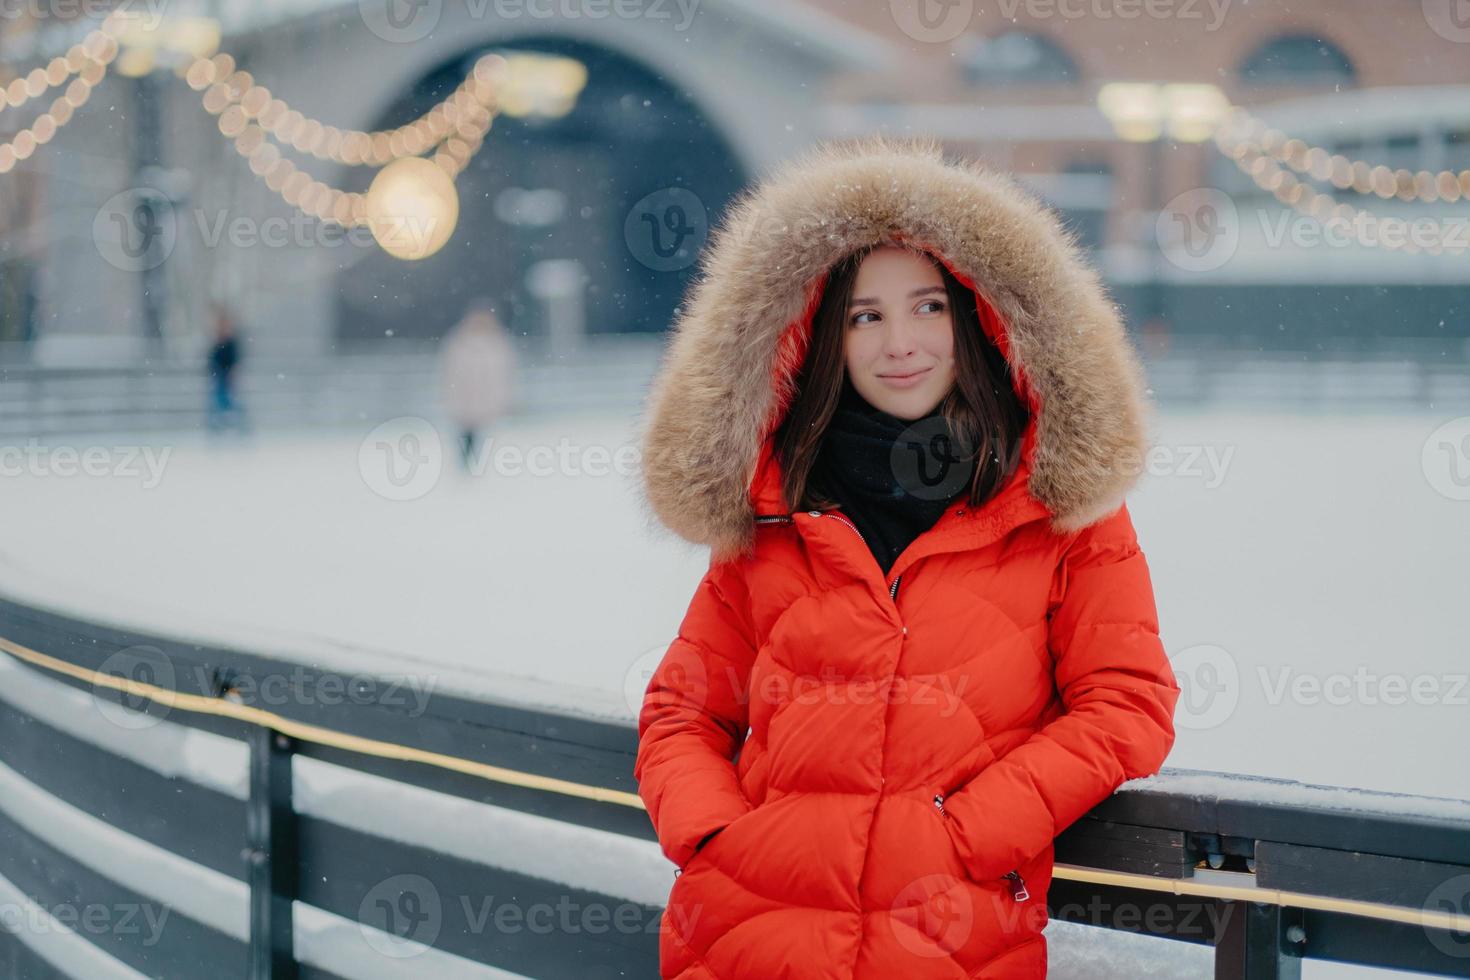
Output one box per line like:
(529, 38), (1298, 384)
(634, 556), (758, 871)
(940, 501), (1180, 880)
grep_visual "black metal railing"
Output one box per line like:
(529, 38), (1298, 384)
(0, 593), (1466, 979)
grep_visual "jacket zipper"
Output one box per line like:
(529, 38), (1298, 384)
(815, 512), (1026, 900)
(934, 791), (1029, 902)
(815, 510), (902, 601)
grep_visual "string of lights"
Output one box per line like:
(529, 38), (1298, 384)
(1218, 106), (1470, 206)
(186, 51), (500, 169)
(1214, 109), (1468, 255)
(0, 12), (507, 258)
(0, 28), (117, 175)
(190, 50), (503, 228)
(0, 21), (496, 168)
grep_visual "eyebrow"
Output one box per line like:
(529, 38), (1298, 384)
(849, 285), (947, 306)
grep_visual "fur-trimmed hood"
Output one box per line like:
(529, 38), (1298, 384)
(637, 135), (1155, 560)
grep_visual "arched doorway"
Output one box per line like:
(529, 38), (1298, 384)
(333, 37), (747, 348)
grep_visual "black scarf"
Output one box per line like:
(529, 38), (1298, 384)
(809, 379), (977, 577)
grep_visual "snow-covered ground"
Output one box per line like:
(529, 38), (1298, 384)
(1, 407), (1464, 978)
(1, 407), (1466, 802)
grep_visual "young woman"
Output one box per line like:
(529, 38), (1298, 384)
(634, 136), (1180, 979)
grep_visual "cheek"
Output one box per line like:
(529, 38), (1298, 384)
(926, 317), (956, 360)
(844, 329), (876, 368)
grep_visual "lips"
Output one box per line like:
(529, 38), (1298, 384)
(877, 366), (933, 387)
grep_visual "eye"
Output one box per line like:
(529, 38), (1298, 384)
(850, 310), (880, 326)
(917, 299), (946, 315)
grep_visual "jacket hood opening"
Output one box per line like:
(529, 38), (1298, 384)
(744, 240), (1045, 520)
(637, 135), (1154, 561)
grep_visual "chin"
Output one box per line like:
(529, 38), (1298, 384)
(863, 384), (946, 420)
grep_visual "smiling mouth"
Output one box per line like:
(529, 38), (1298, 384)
(879, 367), (932, 380)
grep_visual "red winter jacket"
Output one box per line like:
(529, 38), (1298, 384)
(634, 136), (1181, 979)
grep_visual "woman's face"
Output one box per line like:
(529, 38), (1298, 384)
(843, 245), (957, 420)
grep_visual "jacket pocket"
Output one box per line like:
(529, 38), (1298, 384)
(675, 829), (721, 877)
(932, 790), (1030, 902)
(675, 802), (755, 877)
(929, 789), (967, 879)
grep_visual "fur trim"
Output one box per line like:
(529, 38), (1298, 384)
(636, 134), (1154, 559)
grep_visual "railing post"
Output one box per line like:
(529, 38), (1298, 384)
(246, 727), (297, 980)
(1215, 900), (1304, 980)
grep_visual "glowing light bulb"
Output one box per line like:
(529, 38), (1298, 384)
(364, 156), (460, 261)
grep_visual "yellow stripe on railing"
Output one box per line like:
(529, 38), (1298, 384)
(1055, 863), (1470, 934)
(0, 635), (645, 809)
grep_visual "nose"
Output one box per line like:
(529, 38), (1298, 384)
(881, 316), (918, 358)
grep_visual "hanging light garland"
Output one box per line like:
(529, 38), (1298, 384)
(0, 12), (508, 258)
(0, 27), (118, 174)
(186, 48), (503, 230)
(1218, 106), (1470, 205)
(186, 52), (498, 168)
(1213, 106), (1469, 255)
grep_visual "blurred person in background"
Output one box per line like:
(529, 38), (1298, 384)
(439, 298), (516, 471)
(206, 302), (247, 435)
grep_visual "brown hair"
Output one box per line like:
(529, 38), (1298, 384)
(773, 244), (1030, 514)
